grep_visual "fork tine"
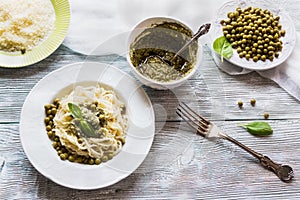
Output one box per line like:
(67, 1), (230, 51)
(176, 109), (207, 137)
(178, 103), (210, 130)
(180, 102), (210, 125)
(177, 106), (207, 131)
(177, 102), (211, 136)
(176, 110), (199, 132)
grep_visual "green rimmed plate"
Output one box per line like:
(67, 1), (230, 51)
(0, 0), (70, 68)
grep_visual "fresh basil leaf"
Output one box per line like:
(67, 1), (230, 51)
(240, 122), (273, 136)
(68, 103), (82, 119)
(78, 120), (96, 138)
(213, 36), (233, 62)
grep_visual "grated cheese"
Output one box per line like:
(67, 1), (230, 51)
(0, 0), (55, 53)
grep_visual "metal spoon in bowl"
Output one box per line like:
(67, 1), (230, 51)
(170, 23), (211, 63)
(141, 23), (211, 67)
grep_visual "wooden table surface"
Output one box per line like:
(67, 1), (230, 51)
(1, 2), (300, 200)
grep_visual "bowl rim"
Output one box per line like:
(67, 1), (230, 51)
(126, 16), (202, 88)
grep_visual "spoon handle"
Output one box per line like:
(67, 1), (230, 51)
(171, 23), (211, 61)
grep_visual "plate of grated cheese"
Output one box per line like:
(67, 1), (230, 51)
(0, 0), (70, 68)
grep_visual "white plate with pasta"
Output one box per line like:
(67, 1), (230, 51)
(20, 62), (155, 189)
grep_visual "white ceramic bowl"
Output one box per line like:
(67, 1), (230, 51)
(126, 17), (203, 90)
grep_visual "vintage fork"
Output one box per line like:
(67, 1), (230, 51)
(176, 102), (294, 182)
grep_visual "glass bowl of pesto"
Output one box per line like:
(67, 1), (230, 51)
(127, 17), (203, 90)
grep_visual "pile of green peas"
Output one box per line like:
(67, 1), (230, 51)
(44, 99), (102, 165)
(221, 6), (286, 62)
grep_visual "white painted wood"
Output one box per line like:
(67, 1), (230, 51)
(1, 2), (300, 198)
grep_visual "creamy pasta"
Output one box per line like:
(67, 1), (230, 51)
(45, 84), (127, 164)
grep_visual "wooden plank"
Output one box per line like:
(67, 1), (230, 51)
(1, 119), (299, 199)
(1, 47), (300, 123)
(1, 1), (300, 198)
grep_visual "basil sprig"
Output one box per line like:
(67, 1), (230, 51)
(213, 36), (233, 62)
(68, 103), (96, 138)
(239, 122), (273, 136)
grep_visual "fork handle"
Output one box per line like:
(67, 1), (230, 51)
(219, 132), (294, 182)
(259, 156), (294, 182)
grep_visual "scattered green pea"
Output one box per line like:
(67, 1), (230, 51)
(44, 117), (50, 124)
(264, 112), (270, 119)
(250, 99), (256, 106)
(68, 155), (75, 162)
(108, 153), (114, 160)
(44, 104), (52, 110)
(52, 141), (58, 148)
(47, 131), (54, 138)
(88, 158), (95, 165)
(54, 137), (59, 142)
(51, 108), (57, 115)
(102, 155), (108, 162)
(95, 158), (101, 165)
(238, 100), (243, 108)
(53, 98), (60, 106)
(46, 125), (52, 131)
(76, 156), (83, 163)
(60, 153), (67, 160)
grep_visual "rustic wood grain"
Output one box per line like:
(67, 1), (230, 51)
(1, 1), (300, 198)
(0, 120), (299, 199)
(1, 45), (300, 200)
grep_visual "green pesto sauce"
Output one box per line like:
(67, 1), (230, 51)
(130, 22), (198, 82)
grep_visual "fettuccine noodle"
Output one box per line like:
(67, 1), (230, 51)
(53, 84), (127, 161)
